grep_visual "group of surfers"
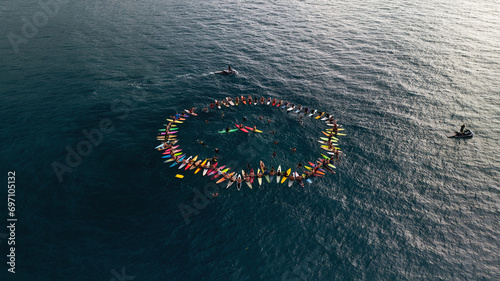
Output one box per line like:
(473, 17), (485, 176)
(209, 96), (339, 124)
(159, 134), (339, 188)
(156, 99), (344, 187)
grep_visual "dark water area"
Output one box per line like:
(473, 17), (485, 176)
(1, 0), (499, 280)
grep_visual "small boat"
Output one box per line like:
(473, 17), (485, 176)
(447, 129), (474, 138)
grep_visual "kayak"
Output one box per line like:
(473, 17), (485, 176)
(175, 174), (184, 178)
(447, 129), (473, 138)
(215, 70), (238, 75)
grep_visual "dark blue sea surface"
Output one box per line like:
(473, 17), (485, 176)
(1, 0), (499, 280)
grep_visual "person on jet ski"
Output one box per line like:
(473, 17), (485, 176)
(460, 124), (465, 134)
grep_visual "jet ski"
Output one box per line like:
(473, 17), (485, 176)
(215, 69), (238, 75)
(447, 129), (474, 138)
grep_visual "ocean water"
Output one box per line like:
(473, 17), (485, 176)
(1, 0), (499, 280)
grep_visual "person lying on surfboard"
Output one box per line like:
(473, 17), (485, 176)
(270, 167), (275, 176)
(257, 170), (263, 178)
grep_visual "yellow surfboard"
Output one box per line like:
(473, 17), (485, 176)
(194, 159), (207, 174)
(281, 168), (291, 184)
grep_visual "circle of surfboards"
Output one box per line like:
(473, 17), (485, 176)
(156, 96), (345, 190)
